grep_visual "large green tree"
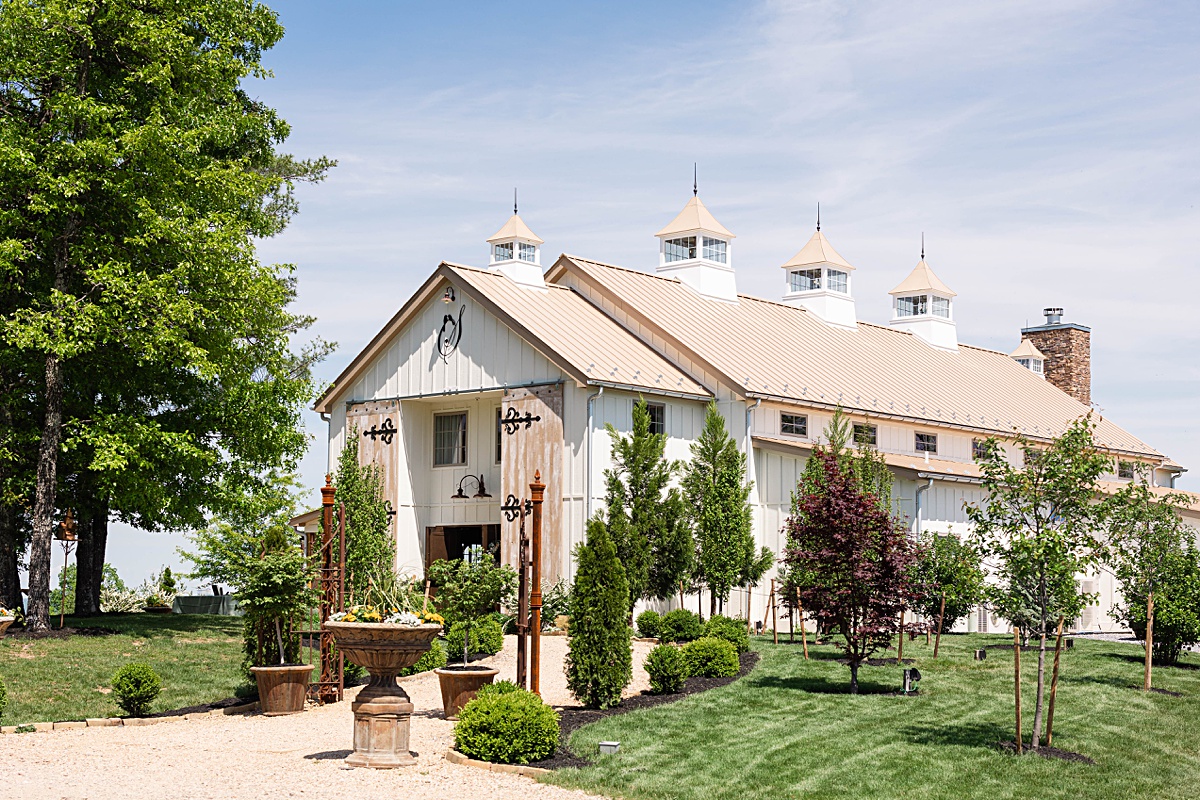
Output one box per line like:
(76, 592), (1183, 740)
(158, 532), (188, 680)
(603, 399), (692, 614)
(967, 417), (1111, 751)
(0, 0), (331, 630)
(683, 402), (754, 616)
(334, 428), (395, 603)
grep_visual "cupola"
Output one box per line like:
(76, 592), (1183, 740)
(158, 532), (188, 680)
(486, 200), (545, 289)
(888, 244), (958, 351)
(780, 216), (857, 329)
(654, 191), (737, 302)
(1009, 338), (1046, 377)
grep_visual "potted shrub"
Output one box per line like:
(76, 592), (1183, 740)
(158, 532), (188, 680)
(427, 553), (517, 719)
(240, 544), (317, 716)
(143, 567), (178, 613)
(0, 605), (17, 638)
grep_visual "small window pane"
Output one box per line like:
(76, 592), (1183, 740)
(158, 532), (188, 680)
(495, 407), (502, 464)
(434, 413), (467, 466)
(827, 269), (848, 293)
(702, 237), (727, 263)
(781, 413), (807, 437)
(493, 242), (513, 261)
(664, 237), (697, 263)
(1024, 448), (1043, 467)
(789, 269), (822, 292)
(916, 432), (938, 454)
(647, 402), (666, 435)
(1118, 461), (1135, 480)
(518, 242), (537, 263)
(972, 438), (988, 460)
(852, 423), (877, 447)
(1031, 359), (1043, 374)
(932, 296), (950, 318)
(896, 295), (928, 317)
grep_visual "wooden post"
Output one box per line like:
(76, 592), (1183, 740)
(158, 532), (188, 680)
(337, 502), (346, 701)
(422, 579), (431, 613)
(679, 581), (685, 612)
(797, 589), (809, 660)
(1145, 591), (1155, 692)
(1014, 626), (1022, 754)
(516, 515), (529, 690)
(789, 597), (795, 642)
(746, 587), (754, 636)
(933, 595), (946, 658)
(1046, 616), (1065, 746)
(771, 579), (778, 644)
(529, 472), (545, 697)
(897, 609), (905, 663)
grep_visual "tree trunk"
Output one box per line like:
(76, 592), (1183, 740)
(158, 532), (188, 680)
(849, 661), (859, 694)
(26, 352), (66, 632)
(1144, 591), (1155, 691)
(74, 500), (108, 616)
(1030, 631), (1048, 749)
(709, 590), (716, 618)
(0, 504), (20, 610)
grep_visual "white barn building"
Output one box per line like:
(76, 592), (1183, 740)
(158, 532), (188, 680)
(311, 195), (1200, 634)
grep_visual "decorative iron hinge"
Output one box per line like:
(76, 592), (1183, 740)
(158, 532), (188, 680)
(501, 494), (532, 522)
(501, 405), (541, 435)
(362, 417), (397, 445)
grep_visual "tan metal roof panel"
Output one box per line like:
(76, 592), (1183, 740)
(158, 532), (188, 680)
(552, 255), (1163, 459)
(889, 259), (957, 297)
(1009, 339), (1046, 359)
(654, 196), (735, 239)
(486, 213), (544, 245)
(781, 230), (855, 271)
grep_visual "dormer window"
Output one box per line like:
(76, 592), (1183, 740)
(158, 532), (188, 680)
(664, 236), (697, 263)
(702, 237), (727, 263)
(827, 269), (848, 294)
(896, 295), (927, 317)
(1016, 357), (1044, 374)
(493, 242), (513, 262)
(932, 297), (951, 318)
(518, 242), (537, 263)
(789, 268), (822, 292)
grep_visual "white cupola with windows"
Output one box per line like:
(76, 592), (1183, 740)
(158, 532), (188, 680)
(654, 193), (737, 302)
(780, 221), (857, 329)
(1010, 338), (1046, 377)
(888, 249), (958, 351)
(486, 205), (545, 289)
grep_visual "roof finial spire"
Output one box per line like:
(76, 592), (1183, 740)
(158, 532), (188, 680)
(693, 163), (698, 197)
(921, 232), (925, 261)
(816, 202), (821, 232)
(514, 187), (518, 216)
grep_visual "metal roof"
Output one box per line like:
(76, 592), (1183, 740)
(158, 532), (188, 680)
(550, 255), (1163, 459)
(782, 230), (855, 271)
(654, 196), (735, 239)
(889, 259), (957, 297)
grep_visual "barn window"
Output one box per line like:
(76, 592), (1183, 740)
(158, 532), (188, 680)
(852, 423), (877, 447)
(915, 432), (938, 454)
(647, 402), (666, 435)
(434, 412), (467, 466)
(781, 413), (807, 437)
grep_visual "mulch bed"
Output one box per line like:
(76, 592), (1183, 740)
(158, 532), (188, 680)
(996, 740), (1096, 765)
(8, 625), (119, 640)
(530, 650), (760, 770)
(149, 695), (255, 718)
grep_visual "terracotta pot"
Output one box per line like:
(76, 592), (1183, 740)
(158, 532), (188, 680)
(434, 666), (499, 719)
(250, 664), (313, 716)
(0, 616), (14, 638)
(323, 622), (443, 768)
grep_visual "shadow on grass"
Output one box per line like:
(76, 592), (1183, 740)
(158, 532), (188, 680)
(900, 720), (1012, 749)
(748, 674), (898, 695)
(1096, 651), (1200, 671)
(63, 613), (240, 638)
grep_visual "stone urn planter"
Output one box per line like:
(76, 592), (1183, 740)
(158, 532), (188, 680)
(144, 605), (173, 614)
(0, 615), (14, 638)
(324, 621), (443, 769)
(250, 664), (314, 715)
(434, 665), (499, 719)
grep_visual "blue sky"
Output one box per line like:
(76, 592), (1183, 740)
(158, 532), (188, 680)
(103, 0), (1200, 586)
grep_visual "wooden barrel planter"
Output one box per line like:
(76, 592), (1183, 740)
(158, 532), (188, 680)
(434, 666), (499, 719)
(0, 616), (14, 638)
(250, 664), (314, 716)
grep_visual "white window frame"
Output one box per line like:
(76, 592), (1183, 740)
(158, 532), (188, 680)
(1117, 460), (1135, 480)
(915, 432), (938, 454)
(827, 269), (849, 294)
(518, 242), (538, 263)
(433, 411), (468, 467)
(493, 242), (513, 262)
(663, 236), (697, 263)
(852, 423), (877, 448)
(780, 412), (808, 438)
(701, 236), (727, 264)
(896, 295), (928, 318)
(646, 402), (667, 436)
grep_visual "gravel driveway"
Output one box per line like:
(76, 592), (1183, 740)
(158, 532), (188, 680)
(2, 634), (656, 800)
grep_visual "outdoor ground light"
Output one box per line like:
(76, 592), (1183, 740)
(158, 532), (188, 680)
(451, 473), (491, 500)
(902, 667), (922, 695)
(598, 741), (620, 755)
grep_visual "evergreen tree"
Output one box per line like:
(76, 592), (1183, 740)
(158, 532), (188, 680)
(603, 399), (692, 614)
(683, 402), (753, 615)
(565, 517), (632, 709)
(335, 429), (395, 602)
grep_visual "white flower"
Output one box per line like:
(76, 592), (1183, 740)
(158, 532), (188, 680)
(384, 611), (422, 626)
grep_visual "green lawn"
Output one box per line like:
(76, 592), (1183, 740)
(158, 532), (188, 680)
(0, 614), (249, 724)
(545, 633), (1200, 800)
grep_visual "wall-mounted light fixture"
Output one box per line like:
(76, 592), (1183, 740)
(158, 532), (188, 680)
(451, 473), (491, 500)
(442, 286), (456, 304)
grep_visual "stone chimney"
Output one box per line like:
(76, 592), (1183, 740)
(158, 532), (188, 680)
(1021, 307), (1091, 405)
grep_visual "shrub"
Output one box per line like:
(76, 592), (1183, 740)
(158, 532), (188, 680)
(658, 609), (704, 642)
(644, 644), (686, 694)
(636, 609), (661, 639)
(454, 689), (560, 764)
(0, 674), (7, 720)
(399, 640), (447, 677)
(566, 518), (632, 709)
(477, 679), (522, 699)
(541, 579), (572, 631)
(704, 615), (750, 654)
(111, 663), (162, 717)
(682, 637), (739, 678)
(446, 617), (504, 662)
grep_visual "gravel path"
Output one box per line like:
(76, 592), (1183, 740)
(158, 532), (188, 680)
(2, 634), (656, 800)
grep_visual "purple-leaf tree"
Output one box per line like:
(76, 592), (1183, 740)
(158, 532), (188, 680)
(784, 448), (923, 693)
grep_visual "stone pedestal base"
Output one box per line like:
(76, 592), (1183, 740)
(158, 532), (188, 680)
(346, 680), (416, 769)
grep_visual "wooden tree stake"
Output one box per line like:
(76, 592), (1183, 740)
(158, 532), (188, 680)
(1145, 591), (1155, 692)
(1014, 626), (1023, 754)
(1046, 616), (1065, 746)
(797, 589), (809, 660)
(897, 609), (905, 663)
(933, 594), (946, 658)
(770, 578), (778, 645)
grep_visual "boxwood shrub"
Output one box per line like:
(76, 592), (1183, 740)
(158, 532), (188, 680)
(446, 617), (504, 662)
(111, 662), (162, 717)
(454, 688), (560, 764)
(477, 679), (522, 699)
(644, 644), (686, 694)
(681, 637), (739, 678)
(636, 609), (661, 639)
(399, 639), (447, 677)
(658, 609), (704, 643)
(704, 615), (750, 654)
